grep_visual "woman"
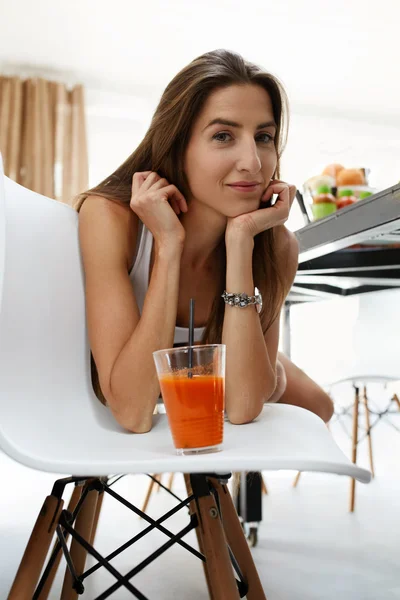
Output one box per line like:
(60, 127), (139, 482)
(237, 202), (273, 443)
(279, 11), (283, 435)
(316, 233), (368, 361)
(76, 49), (333, 433)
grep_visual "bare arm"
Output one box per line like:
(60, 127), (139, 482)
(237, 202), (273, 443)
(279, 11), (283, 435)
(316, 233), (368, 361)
(222, 226), (298, 425)
(222, 234), (275, 424)
(109, 242), (182, 432)
(79, 194), (183, 433)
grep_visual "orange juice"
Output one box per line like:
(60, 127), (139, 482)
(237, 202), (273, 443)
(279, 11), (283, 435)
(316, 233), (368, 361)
(159, 374), (224, 450)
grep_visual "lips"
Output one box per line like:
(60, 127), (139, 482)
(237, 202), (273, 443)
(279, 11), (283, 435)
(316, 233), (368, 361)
(227, 182), (262, 193)
(228, 181), (262, 186)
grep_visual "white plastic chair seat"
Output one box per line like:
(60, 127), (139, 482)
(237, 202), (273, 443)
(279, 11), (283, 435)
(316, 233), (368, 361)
(0, 402), (371, 481)
(0, 160), (371, 485)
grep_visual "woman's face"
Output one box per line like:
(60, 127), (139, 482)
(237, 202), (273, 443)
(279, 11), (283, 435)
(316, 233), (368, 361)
(184, 84), (278, 218)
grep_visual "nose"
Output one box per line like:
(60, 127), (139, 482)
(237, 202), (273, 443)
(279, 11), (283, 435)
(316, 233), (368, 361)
(236, 138), (262, 174)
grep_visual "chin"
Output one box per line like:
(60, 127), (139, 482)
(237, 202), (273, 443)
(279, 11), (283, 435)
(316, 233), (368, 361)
(225, 202), (260, 219)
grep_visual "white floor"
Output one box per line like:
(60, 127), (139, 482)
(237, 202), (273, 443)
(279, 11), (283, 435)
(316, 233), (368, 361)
(1, 400), (400, 600)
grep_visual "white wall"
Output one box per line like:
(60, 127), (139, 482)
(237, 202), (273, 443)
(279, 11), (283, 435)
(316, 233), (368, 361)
(290, 289), (400, 386)
(85, 89), (154, 188)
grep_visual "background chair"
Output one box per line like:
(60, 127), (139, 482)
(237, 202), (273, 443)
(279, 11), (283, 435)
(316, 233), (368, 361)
(0, 160), (371, 599)
(293, 376), (399, 512)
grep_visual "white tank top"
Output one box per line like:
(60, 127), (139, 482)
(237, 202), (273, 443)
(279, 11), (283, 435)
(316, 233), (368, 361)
(129, 223), (205, 345)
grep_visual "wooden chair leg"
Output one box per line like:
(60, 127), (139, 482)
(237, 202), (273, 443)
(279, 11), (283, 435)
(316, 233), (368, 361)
(60, 483), (100, 600)
(36, 485), (82, 599)
(167, 472), (175, 491)
(362, 385), (375, 478)
(141, 475), (157, 514)
(292, 471), (301, 487)
(156, 474), (162, 492)
(210, 477), (267, 599)
(184, 475), (215, 600)
(8, 495), (65, 600)
(89, 489), (104, 546)
(393, 393), (400, 411)
(261, 476), (268, 495)
(190, 476), (241, 600)
(349, 386), (360, 512)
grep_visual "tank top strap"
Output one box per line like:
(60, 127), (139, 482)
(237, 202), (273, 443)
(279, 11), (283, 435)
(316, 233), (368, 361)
(129, 224), (206, 344)
(129, 222), (153, 314)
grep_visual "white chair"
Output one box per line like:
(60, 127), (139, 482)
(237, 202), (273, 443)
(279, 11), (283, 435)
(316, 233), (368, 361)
(0, 158), (371, 600)
(328, 375), (399, 512)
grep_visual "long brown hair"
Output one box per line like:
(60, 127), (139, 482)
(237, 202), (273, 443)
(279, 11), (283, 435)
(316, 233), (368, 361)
(76, 49), (289, 404)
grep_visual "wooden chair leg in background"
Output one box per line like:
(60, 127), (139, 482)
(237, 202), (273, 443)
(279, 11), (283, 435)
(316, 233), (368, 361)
(292, 421), (330, 489)
(141, 474), (160, 514)
(35, 484), (82, 599)
(349, 385), (360, 512)
(292, 471), (301, 487)
(8, 494), (65, 600)
(140, 473), (176, 519)
(393, 393), (400, 411)
(167, 472), (175, 491)
(261, 475), (268, 495)
(60, 482), (100, 600)
(210, 477), (267, 599)
(362, 385), (375, 478)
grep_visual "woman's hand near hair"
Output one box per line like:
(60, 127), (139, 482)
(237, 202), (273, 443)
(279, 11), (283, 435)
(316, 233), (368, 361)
(225, 180), (297, 243)
(130, 172), (188, 250)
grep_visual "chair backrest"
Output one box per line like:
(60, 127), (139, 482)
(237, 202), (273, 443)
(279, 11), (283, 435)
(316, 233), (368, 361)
(0, 159), (117, 458)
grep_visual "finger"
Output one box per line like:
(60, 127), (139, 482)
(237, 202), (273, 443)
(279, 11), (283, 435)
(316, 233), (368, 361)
(262, 183), (290, 205)
(178, 194), (188, 213)
(170, 197), (180, 214)
(267, 180), (297, 205)
(177, 190), (188, 213)
(149, 177), (169, 191)
(132, 171), (152, 195)
(150, 179), (187, 212)
(288, 184), (297, 207)
(163, 184), (188, 213)
(140, 171), (160, 192)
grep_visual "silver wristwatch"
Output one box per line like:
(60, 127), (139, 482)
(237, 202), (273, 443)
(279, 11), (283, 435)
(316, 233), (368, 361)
(221, 287), (263, 314)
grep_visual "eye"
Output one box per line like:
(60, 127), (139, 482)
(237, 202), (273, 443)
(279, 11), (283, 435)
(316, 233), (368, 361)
(256, 132), (274, 144)
(212, 131), (232, 143)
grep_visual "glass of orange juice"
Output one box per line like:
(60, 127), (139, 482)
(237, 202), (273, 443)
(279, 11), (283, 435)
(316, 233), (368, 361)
(153, 344), (226, 455)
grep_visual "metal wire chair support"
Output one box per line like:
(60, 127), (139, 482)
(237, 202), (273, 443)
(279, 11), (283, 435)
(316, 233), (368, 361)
(31, 473), (248, 599)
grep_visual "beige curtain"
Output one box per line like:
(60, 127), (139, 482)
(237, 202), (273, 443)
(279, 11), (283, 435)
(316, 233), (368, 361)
(0, 76), (88, 204)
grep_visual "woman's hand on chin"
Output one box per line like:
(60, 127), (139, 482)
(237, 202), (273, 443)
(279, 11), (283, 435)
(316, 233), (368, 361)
(225, 180), (297, 243)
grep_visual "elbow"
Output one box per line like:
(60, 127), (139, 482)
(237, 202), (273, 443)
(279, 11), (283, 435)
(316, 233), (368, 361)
(226, 396), (266, 426)
(126, 417), (153, 434)
(265, 363), (286, 404)
(112, 408), (154, 433)
(226, 375), (276, 426)
(106, 375), (155, 433)
(228, 410), (261, 426)
(106, 392), (154, 434)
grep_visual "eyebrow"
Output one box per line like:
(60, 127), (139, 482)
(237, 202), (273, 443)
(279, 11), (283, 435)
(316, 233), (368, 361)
(204, 118), (277, 131)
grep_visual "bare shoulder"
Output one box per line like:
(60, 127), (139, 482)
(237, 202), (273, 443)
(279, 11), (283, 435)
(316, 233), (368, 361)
(274, 226), (299, 293)
(79, 194), (136, 226)
(79, 195), (139, 269)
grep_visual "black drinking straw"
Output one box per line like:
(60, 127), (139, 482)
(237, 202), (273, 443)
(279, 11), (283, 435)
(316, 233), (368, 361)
(188, 298), (195, 378)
